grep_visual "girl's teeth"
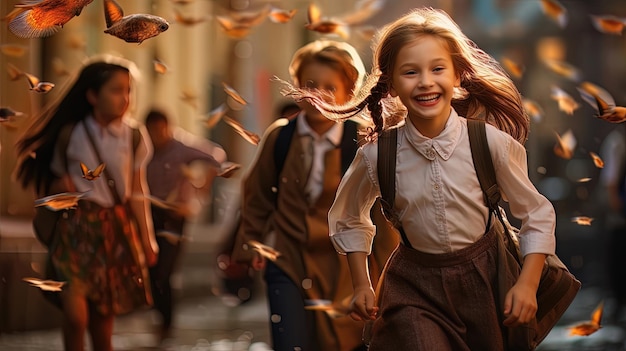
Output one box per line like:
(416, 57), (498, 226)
(417, 94), (439, 101)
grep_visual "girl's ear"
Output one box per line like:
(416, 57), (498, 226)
(86, 89), (97, 106)
(454, 73), (461, 88)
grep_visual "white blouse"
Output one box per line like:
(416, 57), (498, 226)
(329, 109), (556, 257)
(51, 115), (152, 208)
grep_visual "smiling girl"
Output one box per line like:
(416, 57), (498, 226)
(283, 7), (556, 350)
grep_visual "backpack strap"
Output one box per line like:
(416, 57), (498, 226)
(83, 121), (124, 205)
(468, 119), (514, 240)
(377, 129), (397, 224)
(377, 128), (413, 248)
(274, 118), (298, 177)
(340, 120), (359, 175)
(467, 119), (501, 210)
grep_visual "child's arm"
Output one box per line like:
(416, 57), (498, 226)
(231, 122), (285, 265)
(486, 127), (555, 325)
(503, 253), (546, 326)
(329, 148), (380, 320)
(347, 252), (378, 321)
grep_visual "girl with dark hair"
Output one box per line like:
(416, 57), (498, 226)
(14, 55), (156, 351)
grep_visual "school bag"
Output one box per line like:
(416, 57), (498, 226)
(376, 119), (581, 350)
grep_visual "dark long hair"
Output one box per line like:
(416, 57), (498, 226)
(14, 61), (130, 195)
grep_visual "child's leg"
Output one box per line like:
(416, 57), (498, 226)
(88, 310), (114, 351)
(61, 289), (89, 351)
(264, 261), (313, 351)
(150, 235), (182, 338)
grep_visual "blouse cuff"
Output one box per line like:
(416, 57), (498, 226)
(518, 231), (556, 258)
(330, 230), (374, 255)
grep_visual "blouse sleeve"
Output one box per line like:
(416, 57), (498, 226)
(488, 128), (556, 257)
(329, 148), (379, 255)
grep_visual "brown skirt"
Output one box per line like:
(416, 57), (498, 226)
(369, 226), (504, 351)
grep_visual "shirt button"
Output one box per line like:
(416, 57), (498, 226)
(434, 184), (440, 190)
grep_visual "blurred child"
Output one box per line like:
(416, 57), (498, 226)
(233, 40), (391, 351)
(15, 55), (156, 351)
(144, 109), (228, 342)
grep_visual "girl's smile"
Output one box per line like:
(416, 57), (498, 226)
(414, 93), (442, 106)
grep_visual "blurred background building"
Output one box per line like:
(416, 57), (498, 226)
(1, 0), (626, 348)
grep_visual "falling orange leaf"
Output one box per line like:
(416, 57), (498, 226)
(501, 57), (524, 79)
(571, 216), (593, 226)
(540, 0), (567, 28)
(590, 14), (626, 35)
(247, 240), (280, 261)
(551, 86), (579, 115)
(554, 129), (576, 159)
(222, 116), (260, 145)
(568, 301), (604, 336)
(589, 152), (604, 168)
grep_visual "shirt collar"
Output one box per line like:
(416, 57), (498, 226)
(86, 115), (125, 138)
(296, 113), (343, 147)
(404, 108), (462, 161)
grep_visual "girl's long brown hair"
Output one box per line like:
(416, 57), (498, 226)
(281, 7), (529, 143)
(14, 61), (130, 195)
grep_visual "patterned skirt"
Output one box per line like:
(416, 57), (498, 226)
(49, 200), (152, 315)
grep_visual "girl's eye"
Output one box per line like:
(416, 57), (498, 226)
(404, 70), (416, 75)
(433, 67), (444, 72)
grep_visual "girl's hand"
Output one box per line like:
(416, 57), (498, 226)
(503, 281), (538, 326)
(349, 286), (378, 321)
(251, 252), (266, 271)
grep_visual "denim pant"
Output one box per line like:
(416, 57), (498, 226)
(149, 234), (182, 332)
(264, 261), (315, 351)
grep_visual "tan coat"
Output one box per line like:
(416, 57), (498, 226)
(233, 118), (398, 351)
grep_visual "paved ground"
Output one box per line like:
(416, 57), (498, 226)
(0, 214), (275, 351)
(2, 216), (626, 350)
(2, 286), (626, 351)
(0, 294), (272, 351)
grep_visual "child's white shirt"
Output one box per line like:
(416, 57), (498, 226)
(329, 109), (556, 258)
(51, 115), (152, 208)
